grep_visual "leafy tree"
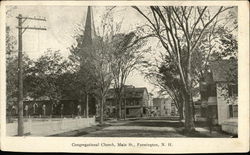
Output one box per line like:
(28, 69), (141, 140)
(73, 34), (113, 123)
(25, 49), (72, 104)
(6, 24), (33, 106)
(142, 52), (185, 120)
(6, 25), (18, 104)
(69, 7), (115, 123)
(69, 32), (97, 117)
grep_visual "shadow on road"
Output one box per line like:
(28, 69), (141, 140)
(121, 120), (183, 128)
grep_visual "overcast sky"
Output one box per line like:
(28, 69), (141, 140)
(6, 5), (162, 96)
(6, 5), (237, 97)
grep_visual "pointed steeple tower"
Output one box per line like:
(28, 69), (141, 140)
(82, 6), (96, 46)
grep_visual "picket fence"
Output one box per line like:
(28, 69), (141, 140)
(6, 117), (96, 136)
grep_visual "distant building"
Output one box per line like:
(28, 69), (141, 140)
(106, 85), (149, 118)
(152, 98), (177, 117)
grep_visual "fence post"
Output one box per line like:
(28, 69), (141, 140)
(93, 116), (96, 125)
(28, 118), (32, 135)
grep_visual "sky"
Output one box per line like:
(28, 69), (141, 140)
(6, 5), (162, 96)
(6, 5), (237, 97)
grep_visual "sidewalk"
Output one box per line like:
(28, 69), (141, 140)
(175, 127), (233, 138)
(195, 127), (234, 138)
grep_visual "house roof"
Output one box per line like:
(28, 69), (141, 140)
(106, 87), (148, 99)
(152, 98), (172, 106)
(153, 98), (171, 102)
(210, 59), (237, 82)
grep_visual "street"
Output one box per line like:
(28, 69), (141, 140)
(51, 118), (232, 138)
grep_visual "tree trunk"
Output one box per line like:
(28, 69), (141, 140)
(192, 99), (195, 122)
(118, 97), (122, 119)
(183, 50), (195, 132)
(86, 93), (89, 118)
(115, 94), (119, 119)
(124, 99), (126, 120)
(79, 90), (84, 117)
(178, 103), (184, 121)
(116, 94), (122, 120)
(179, 93), (184, 121)
(100, 97), (104, 124)
(116, 87), (124, 120)
(116, 100), (119, 119)
(184, 91), (195, 132)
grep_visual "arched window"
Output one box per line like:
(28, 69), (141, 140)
(33, 103), (38, 114)
(24, 105), (29, 116)
(42, 104), (46, 116)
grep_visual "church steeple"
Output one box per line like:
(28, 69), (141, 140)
(82, 6), (96, 46)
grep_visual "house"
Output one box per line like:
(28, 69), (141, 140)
(105, 85), (149, 118)
(210, 59), (238, 135)
(152, 98), (177, 117)
(7, 96), (85, 118)
(7, 92), (98, 119)
(199, 59), (238, 135)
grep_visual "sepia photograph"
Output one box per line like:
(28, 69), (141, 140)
(0, 0), (249, 153)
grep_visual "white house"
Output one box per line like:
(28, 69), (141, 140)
(152, 98), (177, 117)
(210, 59), (238, 135)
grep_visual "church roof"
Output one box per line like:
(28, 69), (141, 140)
(82, 6), (96, 46)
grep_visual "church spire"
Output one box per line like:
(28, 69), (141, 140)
(82, 6), (96, 46)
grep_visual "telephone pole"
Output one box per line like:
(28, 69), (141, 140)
(16, 14), (46, 136)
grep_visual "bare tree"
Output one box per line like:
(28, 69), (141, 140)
(133, 6), (235, 132)
(99, 9), (149, 120)
(110, 32), (147, 119)
(91, 37), (113, 124)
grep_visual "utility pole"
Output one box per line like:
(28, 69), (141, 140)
(16, 14), (46, 136)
